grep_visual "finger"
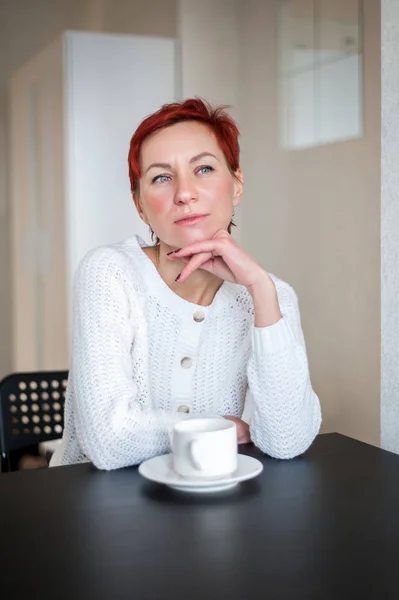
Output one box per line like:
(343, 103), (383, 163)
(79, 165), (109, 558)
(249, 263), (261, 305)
(238, 436), (250, 445)
(238, 430), (251, 444)
(196, 256), (236, 281)
(176, 252), (212, 283)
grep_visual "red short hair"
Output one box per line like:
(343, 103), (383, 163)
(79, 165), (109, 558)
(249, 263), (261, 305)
(128, 98), (240, 195)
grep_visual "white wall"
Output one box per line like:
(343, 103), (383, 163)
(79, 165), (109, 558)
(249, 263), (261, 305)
(65, 31), (176, 291)
(381, 0), (399, 453)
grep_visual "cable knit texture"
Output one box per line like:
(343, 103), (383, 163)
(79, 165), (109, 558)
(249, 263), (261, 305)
(51, 235), (321, 470)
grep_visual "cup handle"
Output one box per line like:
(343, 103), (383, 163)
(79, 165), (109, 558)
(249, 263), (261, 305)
(189, 439), (205, 472)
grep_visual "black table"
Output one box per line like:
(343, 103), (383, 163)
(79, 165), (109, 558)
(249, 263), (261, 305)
(1, 433), (399, 600)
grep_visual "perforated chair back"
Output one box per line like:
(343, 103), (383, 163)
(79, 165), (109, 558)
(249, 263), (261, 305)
(0, 370), (68, 472)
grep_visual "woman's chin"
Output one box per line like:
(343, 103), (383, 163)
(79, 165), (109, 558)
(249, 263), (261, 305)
(160, 223), (223, 248)
(173, 226), (213, 245)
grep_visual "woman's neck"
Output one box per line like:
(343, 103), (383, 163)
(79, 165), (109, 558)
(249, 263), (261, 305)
(143, 243), (223, 307)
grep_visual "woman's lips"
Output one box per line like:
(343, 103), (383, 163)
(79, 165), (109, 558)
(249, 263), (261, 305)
(175, 215), (208, 226)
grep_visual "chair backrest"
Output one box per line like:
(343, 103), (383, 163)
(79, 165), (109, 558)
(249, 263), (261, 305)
(0, 370), (68, 456)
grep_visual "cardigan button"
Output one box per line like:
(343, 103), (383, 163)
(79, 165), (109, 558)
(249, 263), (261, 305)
(193, 310), (205, 323)
(180, 357), (193, 369)
(177, 405), (190, 413)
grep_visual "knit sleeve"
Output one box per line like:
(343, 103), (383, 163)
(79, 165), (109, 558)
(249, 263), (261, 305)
(70, 248), (186, 470)
(246, 281), (322, 459)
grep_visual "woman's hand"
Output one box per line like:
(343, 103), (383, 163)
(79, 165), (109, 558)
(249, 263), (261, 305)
(168, 229), (267, 289)
(168, 229), (282, 326)
(224, 415), (251, 444)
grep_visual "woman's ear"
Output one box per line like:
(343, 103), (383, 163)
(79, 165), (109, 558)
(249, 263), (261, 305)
(233, 169), (243, 208)
(132, 191), (149, 225)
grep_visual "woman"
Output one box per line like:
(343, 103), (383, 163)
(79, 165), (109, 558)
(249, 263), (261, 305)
(51, 98), (322, 470)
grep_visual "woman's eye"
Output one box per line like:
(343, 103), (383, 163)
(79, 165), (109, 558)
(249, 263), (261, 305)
(152, 174), (170, 184)
(197, 165), (214, 175)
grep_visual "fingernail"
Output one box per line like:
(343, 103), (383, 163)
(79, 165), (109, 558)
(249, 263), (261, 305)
(175, 274), (181, 282)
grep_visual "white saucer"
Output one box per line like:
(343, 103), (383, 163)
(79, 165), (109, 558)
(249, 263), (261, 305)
(138, 454), (263, 493)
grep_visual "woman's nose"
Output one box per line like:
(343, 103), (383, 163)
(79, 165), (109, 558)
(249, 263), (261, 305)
(174, 175), (198, 205)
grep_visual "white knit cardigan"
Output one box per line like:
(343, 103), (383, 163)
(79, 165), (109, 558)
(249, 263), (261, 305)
(51, 235), (322, 470)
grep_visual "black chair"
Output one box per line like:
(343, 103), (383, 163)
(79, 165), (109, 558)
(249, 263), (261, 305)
(0, 370), (68, 472)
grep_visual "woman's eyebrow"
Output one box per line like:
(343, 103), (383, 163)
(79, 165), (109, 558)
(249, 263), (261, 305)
(189, 152), (219, 163)
(145, 152), (219, 174)
(145, 162), (172, 174)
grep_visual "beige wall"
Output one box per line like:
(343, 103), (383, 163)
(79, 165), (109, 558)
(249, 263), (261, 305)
(0, 90), (10, 381)
(0, 0), (176, 379)
(0, 0), (81, 380)
(1, 0), (381, 445)
(238, 0), (381, 444)
(177, 0), (242, 239)
(178, 0), (239, 108)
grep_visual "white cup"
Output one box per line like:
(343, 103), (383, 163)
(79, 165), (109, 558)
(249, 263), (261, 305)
(172, 418), (238, 479)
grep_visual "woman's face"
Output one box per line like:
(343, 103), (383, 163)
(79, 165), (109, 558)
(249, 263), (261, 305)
(134, 121), (243, 248)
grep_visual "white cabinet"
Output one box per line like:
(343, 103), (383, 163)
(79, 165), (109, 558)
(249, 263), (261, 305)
(9, 31), (177, 371)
